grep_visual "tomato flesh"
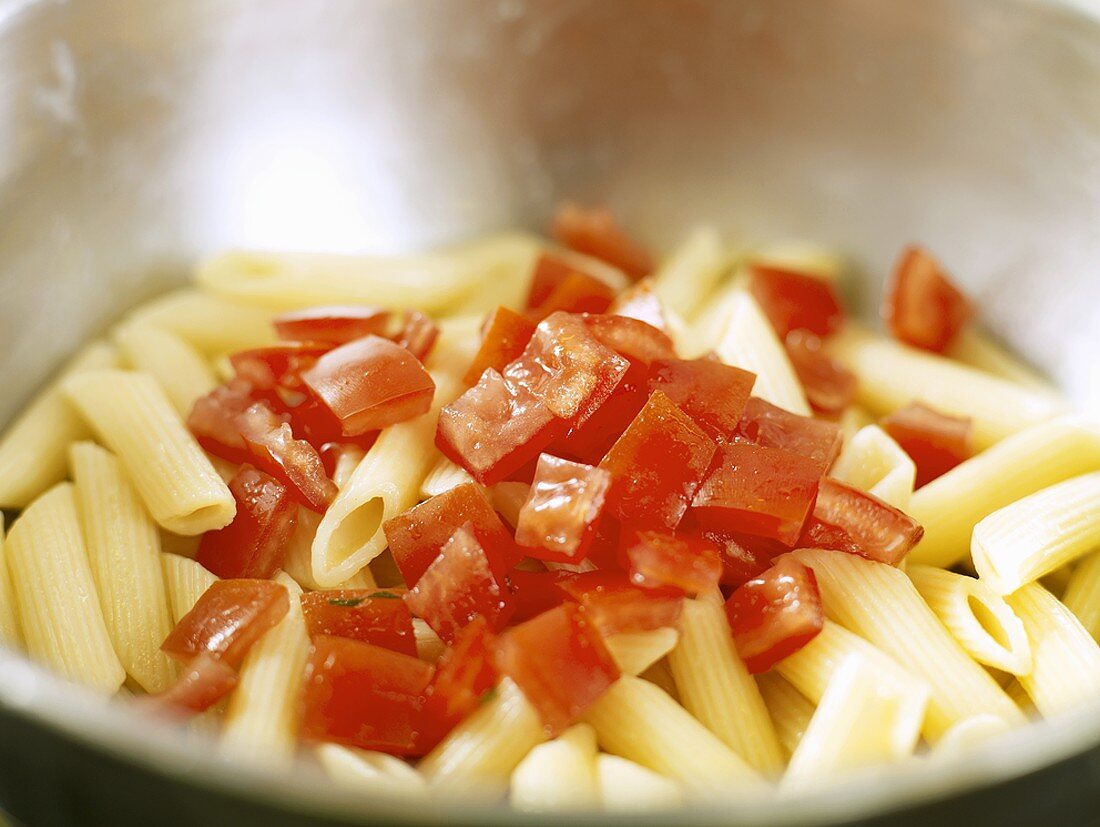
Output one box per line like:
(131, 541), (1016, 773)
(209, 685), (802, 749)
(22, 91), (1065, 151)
(884, 245), (975, 352)
(463, 307), (537, 386)
(505, 569), (571, 624)
(609, 279), (668, 331)
(273, 305), (391, 345)
(582, 314), (675, 367)
(784, 330), (857, 415)
(230, 344), (329, 392)
(550, 203), (654, 280)
(187, 378), (262, 463)
(620, 529), (722, 596)
(680, 524), (777, 589)
(746, 264), (845, 338)
(514, 455), (612, 563)
(552, 358), (649, 465)
(736, 396), (843, 474)
(724, 557), (824, 673)
(648, 358), (756, 442)
(530, 270), (615, 319)
(557, 571), (683, 636)
(526, 254), (607, 310)
(801, 477), (924, 566)
(151, 652), (238, 715)
(301, 589), (416, 656)
(391, 311), (440, 362)
(880, 402), (973, 488)
(423, 616), (499, 742)
(237, 402), (337, 512)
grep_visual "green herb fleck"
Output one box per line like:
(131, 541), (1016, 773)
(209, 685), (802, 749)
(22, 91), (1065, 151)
(368, 590), (401, 600)
(478, 686), (499, 706)
(328, 597), (365, 608)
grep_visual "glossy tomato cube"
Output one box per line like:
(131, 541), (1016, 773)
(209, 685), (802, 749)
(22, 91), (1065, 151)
(552, 358), (649, 465)
(230, 344), (330, 392)
(391, 310), (440, 362)
(880, 402), (973, 488)
(556, 570), (683, 636)
(550, 202), (654, 280)
(736, 396), (843, 473)
(526, 254), (592, 310)
(187, 378), (263, 464)
(724, 557), (824, 673)
(608, 278), (668, 332)
(300, 590), (416, 656)
(463, 307), (537, 386)
(237, 402), (337, 512)
(619, 529), (722, 596)
(784, 330), (857, 415)
(801, 477), (924, 566)
(150, 652), (238, 716)
(196, 465), (298, 579)
(496, 602), (621, 735)
(582, 314), (676, 366)
(746, 264), (845, 338)
(273, 305), (391, 344)
(514, 455), (612, 563)
(423, 616), (499, 742)
(505, 569), (571, 624)
(531, 270), (616, 319)
(648, 358), (756, 442)
(884, 245), (974, 353)
(681, 525), (776, 589)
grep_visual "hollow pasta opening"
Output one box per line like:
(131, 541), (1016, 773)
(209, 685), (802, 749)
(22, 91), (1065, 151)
(968, 592), (1014, 651)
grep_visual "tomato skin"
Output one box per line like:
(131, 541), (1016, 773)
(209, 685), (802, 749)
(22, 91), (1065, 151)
(736, 396), (843, 474)
(392, 311), (440, 362)
(237, 402), (337, 512)
(300, 635), (435, 756)
(884, 245), (974, 353)
(196, 465), (298, 579)
(801, 477), (924, 566)
(880, 402), (972, 488)
(463, 307), (537, 386)
(150, 652), (238, 715)
(619, 529), (722, 596)
(301, 590), (416, 656)
(609, 279), (668, 331)
(649, 358), (757, 443)
(746, 264), (845, 338)
(496, 602), (621, 735)
(784, 330), (857, 415)
(422, 616), (499, 745)
(273, 306), (391, 345)
(230, 344), (329, 392)
(600, 391), (718, 530)
(187, 378), (263, 463)
(506, 569), (571, 624)
(530, 270), (615, 320)
(682, 525), (776, 589)
(552, 357), (649, 466)
(724, 557), (824, 673)
(161, 579), (289, 667)
(582, 314), (676, 367)
(550, 203), (654, 280)
(515, 455), (612, 563)
(556, 570), (683, 636)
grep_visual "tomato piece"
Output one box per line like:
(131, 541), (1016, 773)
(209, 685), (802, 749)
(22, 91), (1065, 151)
(300, 635), (434, 756)
(550, 203), (654, 280)
(620, 530), (722, 596)
(392, 310), (440, 362)
(230, 344), (330, 392)
(301, 335), (435, 437)
(784, 330), (857, 415)
(531, 270), (615, 319)
(724, 557), (824, 673)
(526, 254), (609, 310)
(301, 589), (416, 656)
(187, 378), (263, 463)
(274, 306), (391, 345)
(599, 391), (717, 530)
(557, 570), (683, 636)
(648, 358), (756, 442)
(383, 482), (518, 586)
(424, 616), (498, 739)
(496, 602), (621, 735)
(609, 279), (668, 332)
(514, 455), (612, 563)
(403, 525), (514, 643)
(506, 569), (571, 624)
(746, 264), (845, 338)
(880, 402), (973, 488)
(801, 477), (924, 565)
(552, 358), (649, 465)
(688, 527), (775, 588)
(736, 396), (843, 473)
(151, 653), (238, 715)
(196, 465), (298, 579)
(161, 579), (289, 667)
(583, 314), (676, 366)
(237, 402), (337, 512)
(463, 307), (537, 386)
(884, 245), (975, 353)
(691, 442), (823, 546)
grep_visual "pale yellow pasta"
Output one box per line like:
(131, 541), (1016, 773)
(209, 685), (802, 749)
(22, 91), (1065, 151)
(582, 676), (763, 795)
(945, 328), (1052, 390)
(490, 482), (530, 529)
(651, 226), (730, 320)
(5, 484), (124, 692)
(907, 565), (1031, 675)
(932, 714), (1013, 758)
(838, 406), (874, 445)
(829, 425), (916, 510)
(746, 240), (845, 282)
(667, 596), (783, 774)
(123, 290), (277, 355)
(419, 678), (544, 797)
(0, 516), (23, 648)
(161, 553), (219, 623)
(788, 549), (1024, 739)
(0, 340), (117, 509)
(971, 472), (1100, 595)
(62, 370), (235, 535)
(907, 417), (1100, 568)
(222, 573), (310, 767)
(420, 456), (475, 499)
(756, 673), (815, 759)
(1062, 551), (1100, 641)
(413, 618), (446, 664)
(283, 511), (375, 592)
(316, 744), (428, 797)
(113, 324), (218, 416)
(1041, 564), (1076, 600)
(596, 754), (684, 811)
(70, 442), (175, 693)
(332, 446), (367, 491)
(604, 627), (679, 677)
(639, 658), (680, 701)
(510, 724), (600, 811)
(826, 326), (1065, 450)
(1005, 583), (1100, 717)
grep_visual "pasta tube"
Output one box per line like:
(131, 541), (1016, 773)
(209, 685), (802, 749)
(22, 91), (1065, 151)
(123, 290), (277, 355)
(1062, 551), (1100, 641)
(944, 328), (1052, 390)
(420, 456), (475, 499)
(651, 226), (730, 320)
(829, 425), (916, 510)
(756, 673), (815, 759)
(161, 553), (219, 623)
(604, 627), (679, 677)
(316, 744), (428, 797)
(510, 723), (600, 811)
(596, 754), (683, 811)
(113, 324), (218, 416)
(0, 516), (23, 648)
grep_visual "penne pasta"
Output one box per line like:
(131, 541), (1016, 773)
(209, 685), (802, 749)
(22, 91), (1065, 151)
(650, 226), (730, 321)
(70, 442), (176, 693)
(932, 714), (1013, 758)
(420, 456), (475, 499)
(0, 516), (24, 648)
(316, 744), (428, 797)
(604, 627), (680, 677)
(5, 484), (124, 692)
(283, 510), (375, 592)
(160, 553), (219, 624)
(756, 673), (815, 760)
(62, 370), (235, 535)
(746, 241), (845, 283)
(113, 323), (218, 416)
(944, 328), (1052, 391)
(1062, 551), (1100, 641)
(489, 482), (530, 530)
(596, 754), (683, 811)
(829, 425), (916, 510)
(413, 618), (446, 664)
(122, 290), (277, 355)
(510, 723), (600, 811)
(639, 658), (680, 702)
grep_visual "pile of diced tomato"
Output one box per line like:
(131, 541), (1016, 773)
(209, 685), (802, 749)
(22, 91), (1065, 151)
(152, 204), (978, 758)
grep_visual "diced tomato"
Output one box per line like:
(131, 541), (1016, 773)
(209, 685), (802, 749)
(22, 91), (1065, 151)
(403, 525), (514, 642)
(424, 616), (498, 740)
(691, 442), (823, 546)
(801, 477), (924, 565)
(648, 358), (756, 442)
(514, 455), (612, 563)
(583, 314), (676, 366)
(301, 335), (435, 436)
(620, 530), (722, 596)
(382, 482), (518, 586)
(609, 279), (668, 331)
(526, 255), (611, 310)
(784, 330), (857, 415)
(300, 635), (434, 756)
(692, 528), (776, 589)
(196, 465), (298, 579)
(884, 245), (974, 353)
(463, 307), (537, 386)
(237, 402), (337, 512)
(230, 344), (330, 392)
(496, 602), (621, 734)
(530, 270), (615, 319)
(746, 264), (845, 338)
(187, 378), (262, 463)
(736, 396), (843, 473)
(301, 590), (416, 656)
(506, 569), (571, 624)
(550, 203), (654, 280)
(600, 391), (717, 530)
(150, 653), (238, 715)
(557, 570), (683, 636)
(391, 311), (440, 362)
(725, 557), (824, 673)
(552, 358), (649, 465)
(161, 579), (289, 667)
(880, 402), (973, 488)
(273, 305), (391, 345)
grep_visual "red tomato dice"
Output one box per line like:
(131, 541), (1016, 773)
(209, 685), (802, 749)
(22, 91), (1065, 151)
(582, 314), (676, 367)
(880, 402), (973, 488)
(161, 579), (289, 667)
(273, 306), (391, 345)
(301, 335), (435, 436)
(187, 378), (263, 463)
(784, 330), (857, 415)
(496, 602), (621, 735)
(648, 358), (756, 442)
(391, 311), (440, 362)
(724, 557), (824, 673)
(150, 652), (238, 715)
(552, 358), (649, 465)
(801, 477), (924, 565)
(690, 527), (776, 588)
(237, 402), (337, 512)
(619, 530), (722, 596)
(230, 344), (330, 392)
(506, 569), (571, 624)
(403, 525), (514, 643)
(736, 396), (843, 473)
(514, 455), (612, 563)
(196, 465), (298, 579)
(746, 264), (845, 338)
(550, 203), (654, 280)
(884, 245), (974, 353)
(609, 279), (668, 331)
(300, 635), (434, 755)
(463, 307), (537, 386)
(526, 254), (609, 310)
(557, 571), (683, 636)
(691, 442), (823, 546)
(531, 270), (616, 319)
(424, 616), (499, 738)
(382, 482), (517, 587)
(599, 391), (717, 530)
(300, 590), (416, 656)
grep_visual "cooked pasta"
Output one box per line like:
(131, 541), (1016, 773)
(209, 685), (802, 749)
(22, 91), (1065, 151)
(113, 323), (218, 416)
(756, 673), (815, 759)
(123, 290), (278, 355)
(1062, 551), (1100, 641)
(746, 241), (844, 283)
(596, 754), (683, 811)
(420, 456), (476, 499)
(932, 714), (1013, 758)
(604, 627), (679, 677)
(510, 723), (600, 811)
(316, 744), (428, 797)
(651, 226), (730, 320)
(944, 328), (1052, 390)
(829, 425), (916, 510)
(0, 516), (23, 648)
(160, 553), (219, 623)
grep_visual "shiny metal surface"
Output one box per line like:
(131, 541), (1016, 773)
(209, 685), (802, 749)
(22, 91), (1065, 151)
(0, 0), (1099, 824)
